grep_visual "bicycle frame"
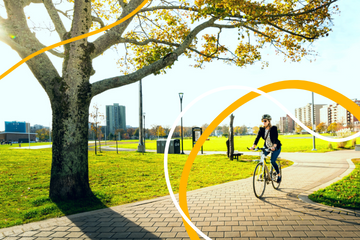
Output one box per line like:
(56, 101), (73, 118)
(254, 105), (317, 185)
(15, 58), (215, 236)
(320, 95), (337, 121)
(258, 149), (272, 183)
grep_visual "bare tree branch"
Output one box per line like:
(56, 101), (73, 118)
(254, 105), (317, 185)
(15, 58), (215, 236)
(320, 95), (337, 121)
(30, 0), (67, 41)
(267, 22), (317, 39)
(241, 25), (272, 39)
(140, 5), (196, 13)
(122, 37), (179, 46)
(212, 23), (237, 29)
(136, 14), (149, 39)
(92, 15), (105, 28)
(265, 0), (337, 18)
(56, 8), (72, 19)
(91, 17), (217, 97)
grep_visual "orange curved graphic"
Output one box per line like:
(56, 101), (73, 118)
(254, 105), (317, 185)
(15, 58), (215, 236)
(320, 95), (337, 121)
(179, 80), (360, 239)
(0, 0), (149, 81)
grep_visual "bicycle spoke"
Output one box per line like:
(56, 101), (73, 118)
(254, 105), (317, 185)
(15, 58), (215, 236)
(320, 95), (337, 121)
(253, 162), (266, 198)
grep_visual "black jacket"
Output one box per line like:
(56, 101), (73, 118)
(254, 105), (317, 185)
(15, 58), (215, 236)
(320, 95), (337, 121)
(254, 126), (282, 148)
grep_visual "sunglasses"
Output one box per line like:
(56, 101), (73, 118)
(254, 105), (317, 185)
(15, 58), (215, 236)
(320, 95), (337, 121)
(262, 120), (268, 123)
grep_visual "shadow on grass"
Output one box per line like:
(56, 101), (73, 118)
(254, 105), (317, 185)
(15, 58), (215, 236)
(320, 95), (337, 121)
(258, 194), (360, 225)
(49, 193), (161, 239)
(308, 194), (360, 210)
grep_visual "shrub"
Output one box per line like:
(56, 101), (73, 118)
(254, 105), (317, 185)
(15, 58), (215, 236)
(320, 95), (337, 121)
(336, 128), (352, 148)
(328, 142), (333, 149)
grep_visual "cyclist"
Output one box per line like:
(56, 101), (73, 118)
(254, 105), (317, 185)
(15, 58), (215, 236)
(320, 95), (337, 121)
(250, 114), (282, 183)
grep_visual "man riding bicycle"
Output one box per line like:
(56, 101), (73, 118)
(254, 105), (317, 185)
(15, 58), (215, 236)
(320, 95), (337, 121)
(250, 114), (282, 183)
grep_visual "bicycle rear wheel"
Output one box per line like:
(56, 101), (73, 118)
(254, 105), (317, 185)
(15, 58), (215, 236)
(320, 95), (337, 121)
(271, 160), (282, 189)
(253, 162), (266, 198)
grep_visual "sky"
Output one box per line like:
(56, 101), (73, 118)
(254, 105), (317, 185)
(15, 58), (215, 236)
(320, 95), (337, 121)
(0, 1), (359, 131)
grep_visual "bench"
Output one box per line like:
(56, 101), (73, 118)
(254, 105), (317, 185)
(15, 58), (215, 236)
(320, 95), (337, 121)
(233, 151), (243, 160)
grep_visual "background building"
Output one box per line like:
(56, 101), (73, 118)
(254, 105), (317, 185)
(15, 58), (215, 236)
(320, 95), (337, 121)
(279, 115), (295, 133)
(1, 121), (36, 143)
(320, 99), (360, 127)
(5, 121), (26, 132)
(106, 104), (126, 135)
(30, 124), (49, 133)
(295, 103), (325, 126)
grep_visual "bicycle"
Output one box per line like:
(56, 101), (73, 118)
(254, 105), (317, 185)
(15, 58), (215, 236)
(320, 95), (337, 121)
(247, 147), (282, 198)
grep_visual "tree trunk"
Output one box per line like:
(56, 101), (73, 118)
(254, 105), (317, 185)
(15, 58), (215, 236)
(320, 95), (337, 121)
(99, 134), (102, 153)
(49, 79), (92, 200)
(229, 114), (235, 160)
(49, 0), (94, 199)
(94, 129), (97, 155)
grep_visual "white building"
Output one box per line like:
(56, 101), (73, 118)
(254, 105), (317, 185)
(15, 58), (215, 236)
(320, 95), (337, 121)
(295, 103), (325, 126)
(319, 99), (360, 127)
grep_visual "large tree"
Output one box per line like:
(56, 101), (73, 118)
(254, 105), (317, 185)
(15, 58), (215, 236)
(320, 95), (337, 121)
(0, 0), (338, 200)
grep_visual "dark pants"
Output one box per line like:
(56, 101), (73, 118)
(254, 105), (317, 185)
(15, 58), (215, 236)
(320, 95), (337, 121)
(264, 146), (281, 174)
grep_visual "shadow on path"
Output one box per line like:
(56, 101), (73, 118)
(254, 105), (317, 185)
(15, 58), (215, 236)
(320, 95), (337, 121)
(49, 193), (161, 239)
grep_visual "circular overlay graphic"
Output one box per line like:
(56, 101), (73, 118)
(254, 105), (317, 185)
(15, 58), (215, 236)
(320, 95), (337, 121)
(164, 80), (360, 240)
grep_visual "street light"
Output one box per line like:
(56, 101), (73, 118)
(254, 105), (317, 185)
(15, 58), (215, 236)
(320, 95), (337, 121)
(143, 112), (146, 152)
(179, 92), (184, 154)
(312, 92), (317, 151)
(137, 79), (144, 152)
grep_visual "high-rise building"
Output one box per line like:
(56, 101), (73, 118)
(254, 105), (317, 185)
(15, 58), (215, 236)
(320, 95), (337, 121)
(294, 103), (325, 126)
(279, 115), (295, 133)
(320, 99), (360, 126)
(106, 104), (126, 135)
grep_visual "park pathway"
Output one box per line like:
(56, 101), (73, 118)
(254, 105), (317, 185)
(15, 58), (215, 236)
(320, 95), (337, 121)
(1, 150), (360, 240)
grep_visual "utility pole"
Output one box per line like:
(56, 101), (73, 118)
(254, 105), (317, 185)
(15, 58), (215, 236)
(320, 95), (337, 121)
(137, 79), (145, 152)
(179, 93), (184, 154)
(143, 113), (146, 153)
(312, 92), (317, 151)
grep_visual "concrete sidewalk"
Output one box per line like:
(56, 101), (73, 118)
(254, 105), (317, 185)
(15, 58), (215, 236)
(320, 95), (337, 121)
(1, 150), (360, 240)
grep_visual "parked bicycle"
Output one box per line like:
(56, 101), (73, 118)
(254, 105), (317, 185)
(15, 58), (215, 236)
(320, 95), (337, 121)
(248, 147), (282, 198)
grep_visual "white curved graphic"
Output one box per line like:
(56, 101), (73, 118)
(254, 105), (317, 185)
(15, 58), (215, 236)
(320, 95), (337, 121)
(164, 85), (360, 240)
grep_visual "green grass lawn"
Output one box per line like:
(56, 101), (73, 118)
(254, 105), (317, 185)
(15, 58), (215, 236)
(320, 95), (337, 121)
(308, 158), (360, 210)
(109, 135), (360, 153)
(0, 148), (292, 229)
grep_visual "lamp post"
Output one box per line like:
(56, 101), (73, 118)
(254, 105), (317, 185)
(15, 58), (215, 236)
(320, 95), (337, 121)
(312, 92), (317, 151)
(179, 92), (184, 154)
(137, 79), (145, 152)
(143, 112), (146, 152)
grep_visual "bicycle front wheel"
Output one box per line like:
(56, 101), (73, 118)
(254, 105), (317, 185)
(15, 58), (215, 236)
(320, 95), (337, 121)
(253, 162), (266, 198)
(271, 160), (282, 189)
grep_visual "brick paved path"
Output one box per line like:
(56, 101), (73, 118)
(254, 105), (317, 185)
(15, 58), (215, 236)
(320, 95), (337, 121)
(1, 150), (359, 240)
